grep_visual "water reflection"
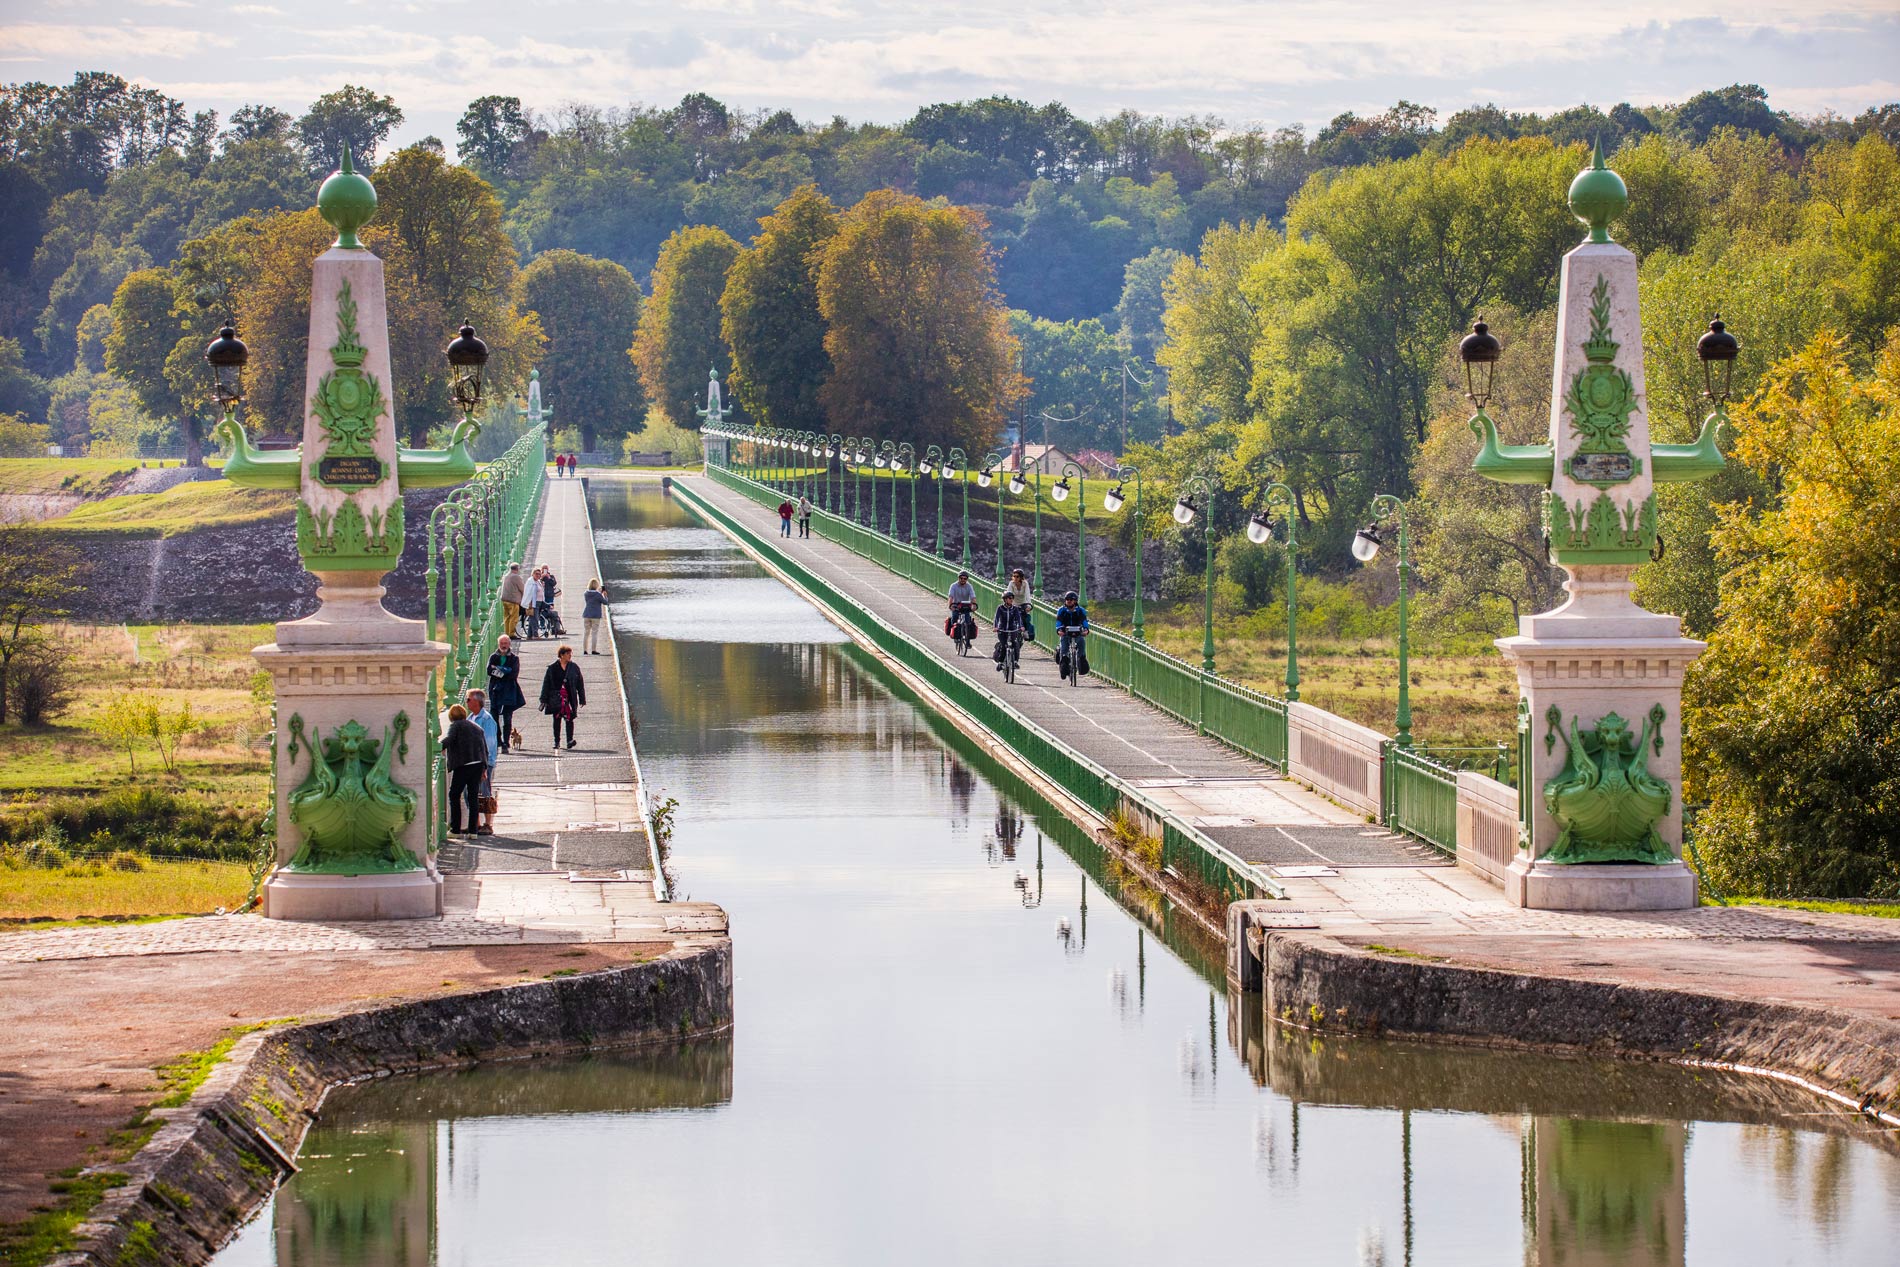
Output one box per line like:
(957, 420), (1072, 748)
(213, 480), (1900, 1267)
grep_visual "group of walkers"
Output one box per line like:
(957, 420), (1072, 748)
(440, 559), (612, 836)
(552, 453), (582, 477)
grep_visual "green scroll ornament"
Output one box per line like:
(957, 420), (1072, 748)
(1541, 705), (1672, 864)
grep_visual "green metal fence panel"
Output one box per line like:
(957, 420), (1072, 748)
(1383, 743), (1459, 857)
(679, 476), (1282, 902)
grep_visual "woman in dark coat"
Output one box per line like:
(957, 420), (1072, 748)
(485, 635), (526, 753)
(440, 704), (489, 834)
(539, 644), (586, 750)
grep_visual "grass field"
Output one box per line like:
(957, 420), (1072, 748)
(0, 858), (252, 921)
(0, 458), (143, 496)
(31, 481), (294, 538)
(0, 622), (274, 796)
(1733, 898), (1900, 919)
(1097, 599), (1520, 749)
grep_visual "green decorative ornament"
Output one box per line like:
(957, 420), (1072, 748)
(311, 280), (385, 461)
(1545, 488), (1657, 563)
(1541, 706), (1672, 864)
(283, 713), (419, 873)
(1565, 275), (1639, 460)
(1568, 138), (1627, 244)
(297, 497), (404, 566)
(317, 144), (377, 250)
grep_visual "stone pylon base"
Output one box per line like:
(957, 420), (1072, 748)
(262, 869), (444, 921)
(1506, 857), (1696, 911)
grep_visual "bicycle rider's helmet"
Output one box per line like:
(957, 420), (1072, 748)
(958, 570), (969, 579)
(1064, 591), (1078, 603)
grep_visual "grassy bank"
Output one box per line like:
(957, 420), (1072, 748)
(0, 458), (142, 496)
(30, 481), (294, 538)
(0, 856), (253, 921)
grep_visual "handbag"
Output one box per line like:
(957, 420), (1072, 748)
(479, 793), (499, 814)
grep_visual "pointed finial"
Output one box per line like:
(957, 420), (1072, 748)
(318, 142), (377, 250)
(1567, 137), (1627, 245)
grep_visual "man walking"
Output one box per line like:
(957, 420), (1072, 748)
(500, 564), (526, 638)
(777, 498), (794, 537)
(798, 494), (813, 538)
(486, 635), (524, 752)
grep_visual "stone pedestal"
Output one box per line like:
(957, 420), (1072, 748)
(1498, 569), (1701, 911)
(258, 574), (449, 921)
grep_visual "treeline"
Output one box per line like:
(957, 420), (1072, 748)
(4, 73), (1895, 461)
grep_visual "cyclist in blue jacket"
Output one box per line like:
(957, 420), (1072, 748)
(1054, 591), (1090, 680)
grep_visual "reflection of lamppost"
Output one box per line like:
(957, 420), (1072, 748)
(947, 446), (969, 563)
(979, 450), (1008, 584)
(1050, 461), (1087, 604)
(1247, 483), (1301, 702)
(921, 445), (945, 556)
(1173, 474), (1216, 674)
(1353, 495), (1412, 748)
(1103, 464), (1144, 642)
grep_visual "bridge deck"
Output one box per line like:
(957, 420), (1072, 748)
(677, 474), (1441, 873)
(440, 475), (652, 882)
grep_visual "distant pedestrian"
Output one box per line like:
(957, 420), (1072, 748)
(500, 564), (526, 638)
(777, 498), (794, 537)
(440, 704), (488, 835)
(582, 580), (608, 655)
(798, 495), (813, 538)
(538, 565), (559, 634)
(485, 635), (525, 752)
(465, 688), (498, 834)
(540, 644), (586, 750)
(555, 453), (567, 477)
(567, 452), (579, 477)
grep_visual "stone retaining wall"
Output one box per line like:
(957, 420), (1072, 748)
(1253, 928), (1897, 1123)
(52, 939), (732, 1267)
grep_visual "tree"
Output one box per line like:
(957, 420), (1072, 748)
(297, 85), (403, 176)
(1010, 312), (1160, 452)
(816, 190), (1023, 452)
(1116, 246), (1183, 361)
(0, 336), (50, 420)
(631, 224), (740, 425)
(517, 250), (644, 452)
(0, 525), (79, 726)
(222, 104), (293, 145)
(104, 267), (199, 463)
(368, 147), (540, 444)
(88, 693), (156, 776)
(1684, 333), (1900, 898)
(456, 95), (532, 180)
(720, 185), (837, 431)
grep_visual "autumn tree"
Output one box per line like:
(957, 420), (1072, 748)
(103, 267), (200, 463)
(631, 225), (740, 425)
(815, 190), (1022, 451)
(1684, 332), (1900, 898)
(369, 146), (540, 444)
(720, 184), (837, 432)
(297, 85), (404, 176)
(517, 249), (644, 452)
(0, 525), (80, 726)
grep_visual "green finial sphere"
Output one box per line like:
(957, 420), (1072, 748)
(317, 144), (377, 250)
(1567, 137), (1627, 245)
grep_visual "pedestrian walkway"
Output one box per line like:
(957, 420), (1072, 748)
(443, 475), (656, 886)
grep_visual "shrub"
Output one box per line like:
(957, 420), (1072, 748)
(623, 407), (703, 466)
(10, 641), (75, 724)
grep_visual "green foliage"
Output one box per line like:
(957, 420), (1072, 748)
(296, 84), (403, 175)
(721, 185), (837, 431)
(624, 407), (704, 465)
(1685, 334), (1900, 898)
(1010, 311), (1160, 453)
(517, 249), (644, 450)
(632, 225), (740, 425)
(0, 786), (267, 856)
(0, 411), (49, 456)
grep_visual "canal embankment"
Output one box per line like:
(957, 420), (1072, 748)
(40, 939), (730, 1267)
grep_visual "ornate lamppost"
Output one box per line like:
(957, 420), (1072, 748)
(978, 450), (1008, 583)
(894, 442), (919, 548)
(1006, 460), (1043, 596)
(921, 445), (946, 556)
(947, 447), (969, 563)
(1246, 483), (1300, 702)
(1103, 465), (1144, 641)
(1173, 476), (1216, 674)
(1352, 496), (1411, 748)
(1049, 461), (1087, 605)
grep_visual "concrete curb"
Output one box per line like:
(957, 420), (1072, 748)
(51, 939), (732, 1266)
(1257, 929), (1899, 1126)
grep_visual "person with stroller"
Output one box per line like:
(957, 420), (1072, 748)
(992, 591), (1027, 676)
(534, 565), (561, 637)
(1054, 591), (1090, 681)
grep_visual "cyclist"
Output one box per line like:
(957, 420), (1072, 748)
(947, 570), (978, 644)
(1054, 590), (1090, 680)
(992, 591), (1027, 674)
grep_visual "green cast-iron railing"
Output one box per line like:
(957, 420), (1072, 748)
(702, 453), (1288, 770)
(424, 428), (548, 848)
(672, 476), (1282, 903)
(1381, 742), (1462, 856)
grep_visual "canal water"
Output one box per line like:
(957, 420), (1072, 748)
(216, 479), (1899, 1267)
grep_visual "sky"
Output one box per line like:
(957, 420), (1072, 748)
(2, 0), (1897, 153)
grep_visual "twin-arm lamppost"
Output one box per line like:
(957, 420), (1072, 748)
(895, 442), (918, 547)
(1008, 461), (1042, 595)
(947, 447), (969, 562)
(978, 450), (1008, 583)
(921, 445), (946, 556)
(1247, 484), (1300, 703)
(1049, 461), (1087, 605)
(1354, 495), (1411, 748)
(1103, 464), (1144, 642)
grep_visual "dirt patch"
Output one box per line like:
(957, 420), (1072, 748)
(0, 941), (667, 1226)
